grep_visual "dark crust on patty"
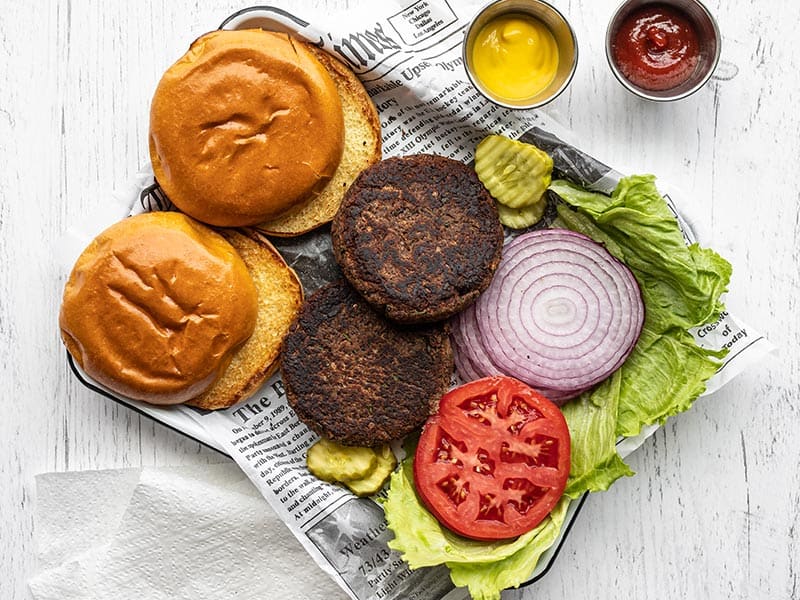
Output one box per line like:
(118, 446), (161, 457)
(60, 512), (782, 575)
(281, 280), (453, 447)
(331, 154), (504, 324)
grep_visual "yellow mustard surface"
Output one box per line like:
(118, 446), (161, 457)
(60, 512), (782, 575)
(471, 14), (559, 101)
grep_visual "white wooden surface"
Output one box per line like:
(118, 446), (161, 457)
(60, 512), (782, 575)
(1, 0), (797, 599)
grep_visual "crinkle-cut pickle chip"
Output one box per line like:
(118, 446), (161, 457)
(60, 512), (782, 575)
(307, 438), (377, 482)
(346, 445), (397, 497)
(497, 198), (546, 229)
(306, 438), (398, 496)
(475, 134), (554, 209)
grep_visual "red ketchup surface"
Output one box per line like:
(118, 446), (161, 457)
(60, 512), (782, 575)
(611, 4), (701, 91)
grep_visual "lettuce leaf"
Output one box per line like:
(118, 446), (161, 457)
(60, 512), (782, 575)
(551, 175), (731, 438)
(561, 370), (634, 497)
(550, 175), (730, 330)
(447, 498), (569, 600)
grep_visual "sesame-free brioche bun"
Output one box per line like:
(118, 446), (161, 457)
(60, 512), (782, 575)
(149, 29), (345, 227)
(186, 228), (304, 410)
(257, 43), (382, 237)
(59, 212), (259, 405)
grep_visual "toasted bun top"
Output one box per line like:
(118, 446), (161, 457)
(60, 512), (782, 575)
(149, 29), (345, 227)
(59, 212), (258, 405)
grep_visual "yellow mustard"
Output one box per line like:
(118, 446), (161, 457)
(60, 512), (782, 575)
(471, 14), (559, 101)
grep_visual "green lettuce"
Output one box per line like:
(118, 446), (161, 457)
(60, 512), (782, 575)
(384, 460), (570, 600)
(384, 174), (732, 599)
(551, 175), (731, 439)
(561, 370), (634, 497)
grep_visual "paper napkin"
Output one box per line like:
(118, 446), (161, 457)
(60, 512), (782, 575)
(29, 461), (348, 600)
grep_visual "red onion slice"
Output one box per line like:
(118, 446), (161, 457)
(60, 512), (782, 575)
(449, 322), (483, 382)
(450, 309), (589, 405)
(451, 304), (503, 378)
(472, 229), (644, 393)
(533, 385), (590, 406)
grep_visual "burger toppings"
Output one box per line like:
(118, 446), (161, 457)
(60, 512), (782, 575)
(386, 169), (732, 600)
(452, 228), (645, 403)
(414, 376), (571, 541)
(474, 134), (553, 229)
(306, 438), (397, 497)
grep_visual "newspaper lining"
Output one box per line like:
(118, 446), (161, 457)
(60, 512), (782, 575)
(61, 2), (774, 599)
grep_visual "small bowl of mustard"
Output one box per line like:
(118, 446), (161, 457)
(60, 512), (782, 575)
(462, 0), (578, 110)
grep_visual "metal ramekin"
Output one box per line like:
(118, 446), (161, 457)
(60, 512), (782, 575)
(605, 0), (721, 101)
(462, 0), (578, 110)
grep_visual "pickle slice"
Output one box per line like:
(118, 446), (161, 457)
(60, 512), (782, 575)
(345, 445), (398, 497)
(306, 437), (377, 483)
(497, 199), (546, 229)
(475, 135), (553, 209)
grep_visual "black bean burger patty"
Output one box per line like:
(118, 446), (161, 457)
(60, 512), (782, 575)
(281, 279), (453, 447)
(331, 154), (503, 324)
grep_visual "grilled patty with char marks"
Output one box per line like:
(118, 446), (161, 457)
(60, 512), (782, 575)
(281, 279), (452, 447)
(331, 154), (503, 324)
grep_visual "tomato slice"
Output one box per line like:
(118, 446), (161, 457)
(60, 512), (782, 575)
(413, 375), (570, 541)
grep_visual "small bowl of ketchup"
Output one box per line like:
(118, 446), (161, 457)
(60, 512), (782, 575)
(606, 0), (720, 101)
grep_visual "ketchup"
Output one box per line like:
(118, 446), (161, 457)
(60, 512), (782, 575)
(611, 4), (700, 91)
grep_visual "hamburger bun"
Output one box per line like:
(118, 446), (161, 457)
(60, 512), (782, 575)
(60, 212), (259, 405)
(257, 43), (382, 237)
(149, 29), (345, 227)
(187, 228), (303, 410)
(60, 212), (303, 409)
